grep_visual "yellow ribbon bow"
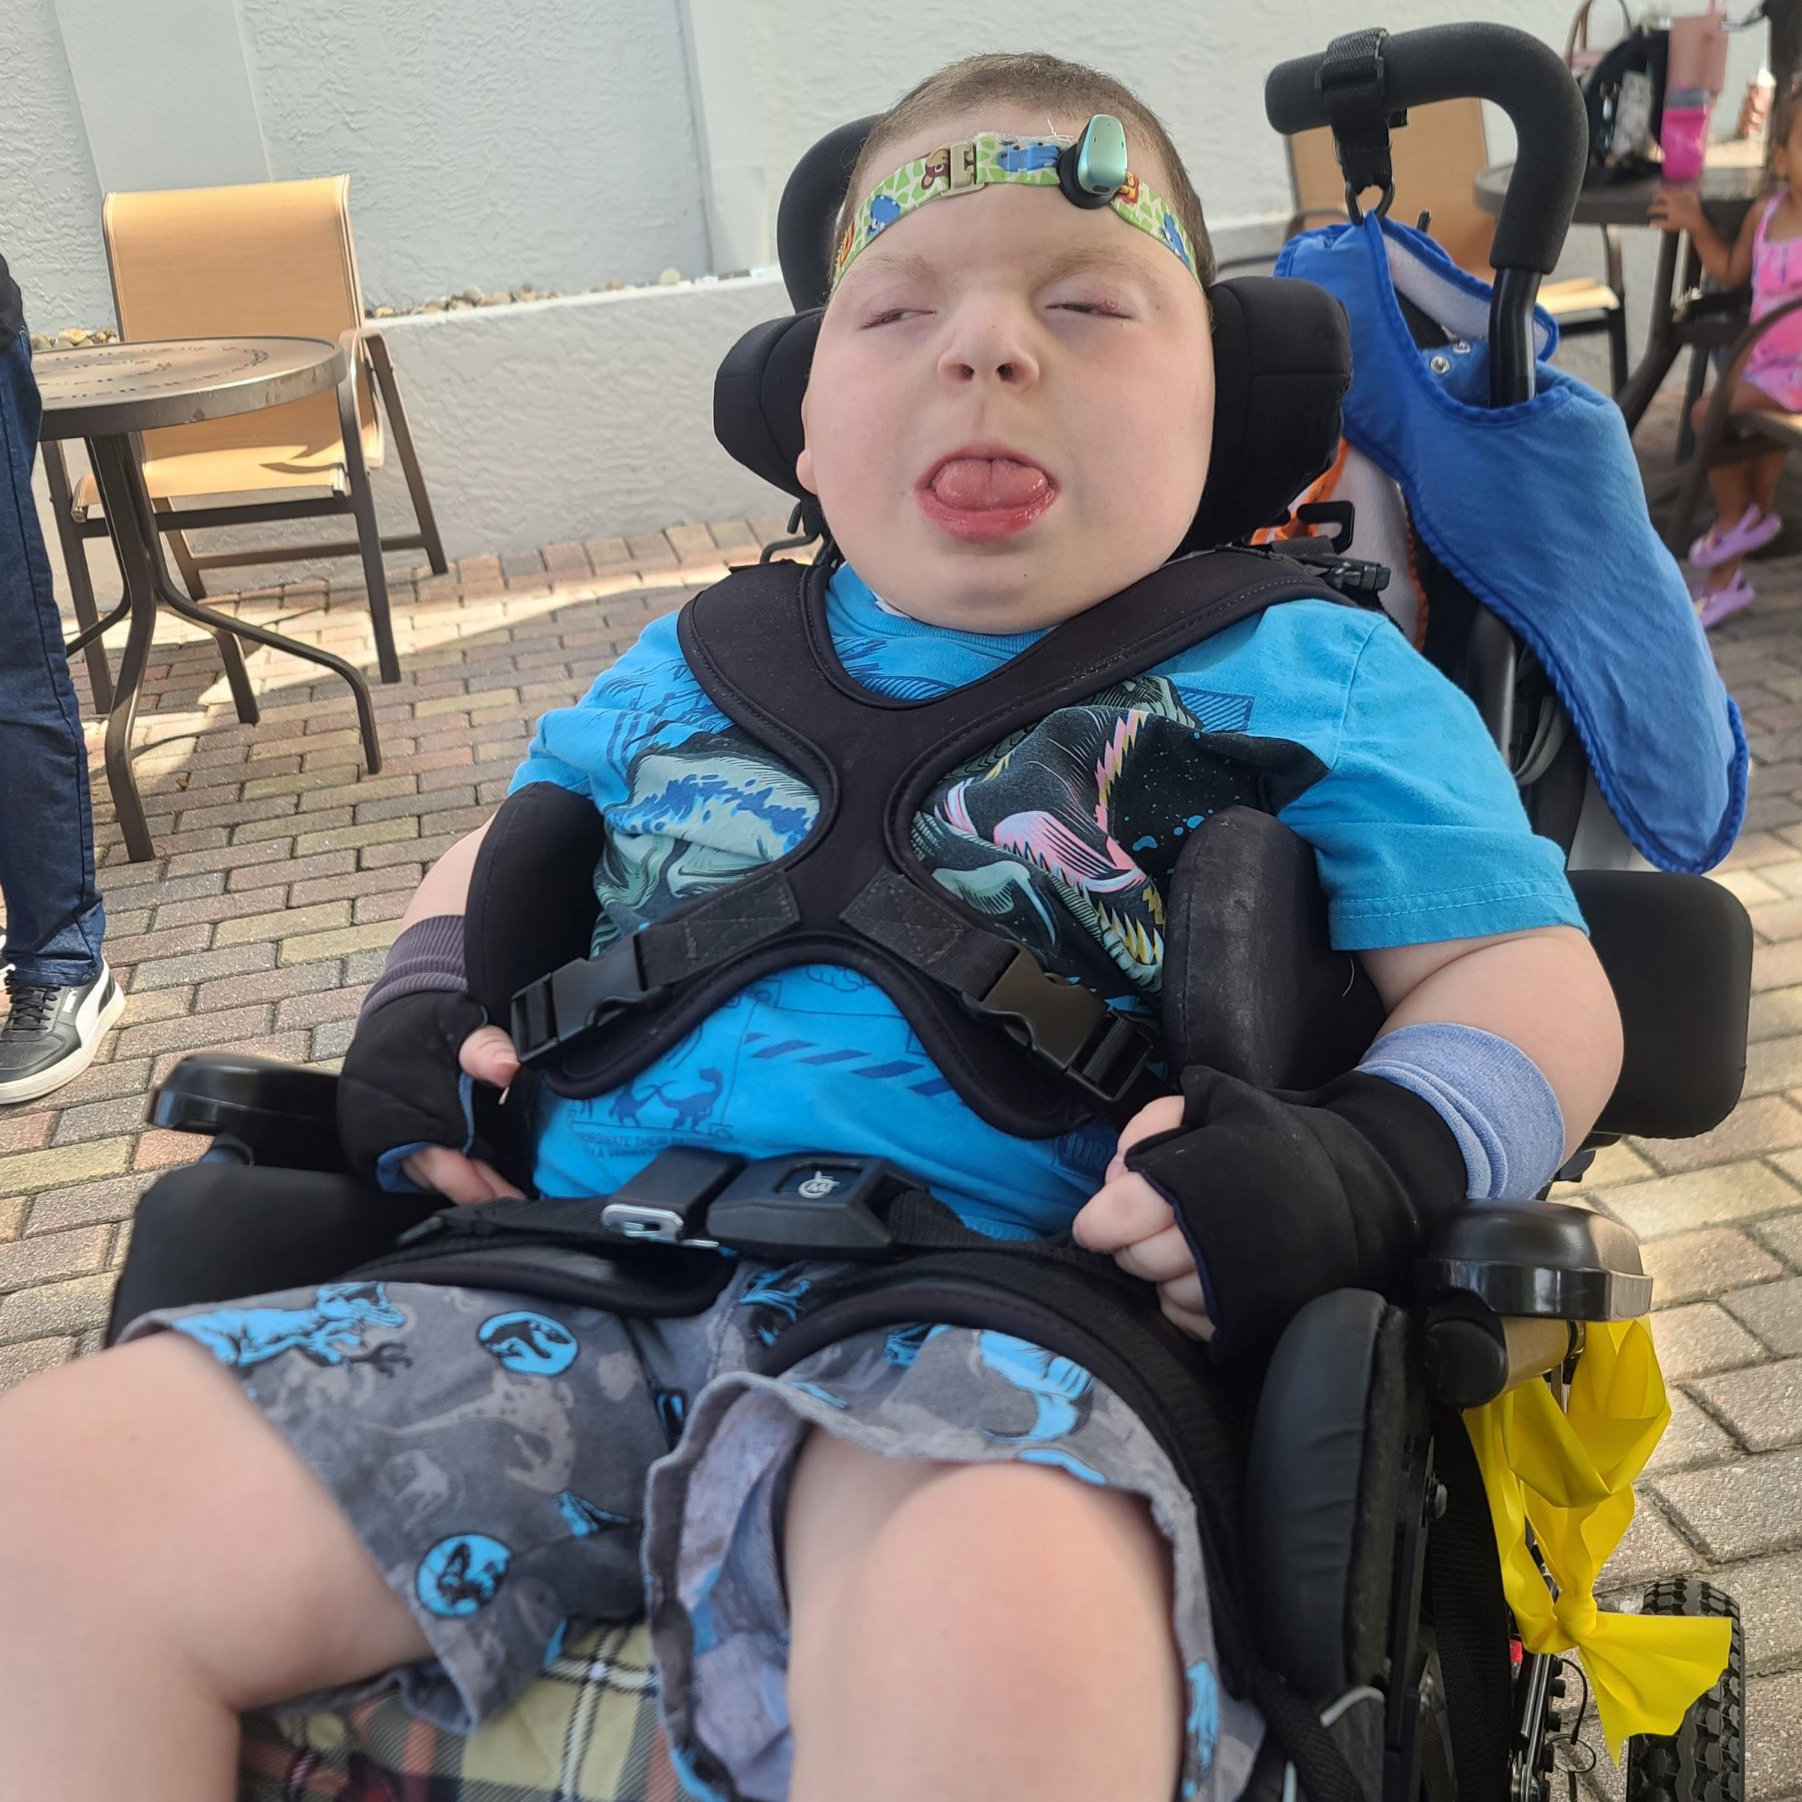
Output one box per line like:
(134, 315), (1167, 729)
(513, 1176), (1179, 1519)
(1462, 1317), (1732, 1759)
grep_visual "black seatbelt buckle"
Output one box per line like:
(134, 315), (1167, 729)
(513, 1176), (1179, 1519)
(512, 935), (666, 1064)
(598, 1145), (744, 1245)
(393, 1147), (745, 1253)
(705, 1155), (904, 1261)
(969, 949), (1156, 1107)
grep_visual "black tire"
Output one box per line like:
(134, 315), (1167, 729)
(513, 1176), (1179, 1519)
(1623, 1577), (1744, 1802)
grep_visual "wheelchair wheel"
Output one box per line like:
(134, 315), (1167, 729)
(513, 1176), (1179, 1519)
(1623, 1578), (1744, 1802)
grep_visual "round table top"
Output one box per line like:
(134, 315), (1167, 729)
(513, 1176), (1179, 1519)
(1475, 140), (1768, 230)
(32, 335), (345, 439)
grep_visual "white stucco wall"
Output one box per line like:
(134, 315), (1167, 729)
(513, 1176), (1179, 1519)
(0, 0), (109, 330)
(740, 0), (1769, 249)
(235, 0), (712, 305)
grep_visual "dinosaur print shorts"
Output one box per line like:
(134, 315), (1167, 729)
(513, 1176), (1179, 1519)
(122, 1261), (1262, 1802)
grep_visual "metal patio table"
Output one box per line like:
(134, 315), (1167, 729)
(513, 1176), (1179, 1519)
(1476, 141), (1767, 435)
(35, 337), (381, 862)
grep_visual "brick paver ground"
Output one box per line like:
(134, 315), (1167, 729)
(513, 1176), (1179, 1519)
(3, 500), (1801, 1793)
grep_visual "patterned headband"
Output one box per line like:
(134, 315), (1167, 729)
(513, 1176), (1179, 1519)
(831, 113), (1201, 292)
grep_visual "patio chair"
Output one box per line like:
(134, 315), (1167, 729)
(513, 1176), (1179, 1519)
(1664, 290), (1802, 556)
(40, 175), (446, 690)
(1285, 97), (1629, 393)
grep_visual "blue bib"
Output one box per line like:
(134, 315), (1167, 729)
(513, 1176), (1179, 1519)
(1275, 214), (1746, 874)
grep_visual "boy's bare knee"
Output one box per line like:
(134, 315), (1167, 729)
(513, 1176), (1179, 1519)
(0, 1331), (428, 1709)
(785, 1432), (1182, 1798)
(785, 1430), (1172, 1631)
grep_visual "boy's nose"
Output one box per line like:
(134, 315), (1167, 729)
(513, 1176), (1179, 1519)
(937, 304), (1040, 389)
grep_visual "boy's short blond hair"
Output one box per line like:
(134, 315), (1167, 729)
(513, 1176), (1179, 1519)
(843, 52), (1216, 288)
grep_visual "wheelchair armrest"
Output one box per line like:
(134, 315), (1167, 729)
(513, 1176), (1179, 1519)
(1419, 1199), (1650, 1319)
(1416, 1199), (1651, 1407)
(146, 1054), (351, 1174)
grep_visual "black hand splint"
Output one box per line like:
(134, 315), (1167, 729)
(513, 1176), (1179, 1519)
(336, 989), (490, 1186)
(507, 546), (1361, 1138)
(1125, 1064), (1468, 1355)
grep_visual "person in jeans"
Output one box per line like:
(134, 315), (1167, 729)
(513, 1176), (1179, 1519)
(0, 250), (122, 1103)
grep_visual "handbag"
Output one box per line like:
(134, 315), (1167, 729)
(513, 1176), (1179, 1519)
(1568, 2), (1671, 183)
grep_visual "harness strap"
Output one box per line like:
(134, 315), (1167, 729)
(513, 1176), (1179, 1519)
(514, 547), (1352, 1135)
(839, 868), (1161, 1108)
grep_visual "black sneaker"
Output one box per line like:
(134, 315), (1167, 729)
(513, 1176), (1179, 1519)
(0, 964), (125, 1105)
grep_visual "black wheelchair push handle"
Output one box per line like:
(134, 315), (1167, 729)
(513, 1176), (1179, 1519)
(1265, 23), (1586, 279)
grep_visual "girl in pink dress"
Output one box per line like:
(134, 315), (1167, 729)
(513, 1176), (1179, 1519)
(1653, 81), (1802, 626)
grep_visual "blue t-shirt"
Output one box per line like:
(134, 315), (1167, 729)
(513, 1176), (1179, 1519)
(511, 564), (1582, 1238)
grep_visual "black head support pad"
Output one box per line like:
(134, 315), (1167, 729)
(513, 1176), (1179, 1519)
(716, 118), (1352, 552)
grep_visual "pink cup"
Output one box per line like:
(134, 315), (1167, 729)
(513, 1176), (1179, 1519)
(1661, 102), (1712, 183)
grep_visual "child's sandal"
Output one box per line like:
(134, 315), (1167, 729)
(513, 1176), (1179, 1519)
(1693, 568), (1757, 629)
(1690, 505), (1783, 569)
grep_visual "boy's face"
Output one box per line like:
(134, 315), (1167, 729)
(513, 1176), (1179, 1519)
(797, 105), (1214, 633)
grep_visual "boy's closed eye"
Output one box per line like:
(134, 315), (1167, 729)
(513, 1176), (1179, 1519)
(1050, 294), (1134, 319)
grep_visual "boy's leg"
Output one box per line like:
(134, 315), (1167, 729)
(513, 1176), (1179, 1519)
(0, 1332), (430, 1802)
(783, 1428), (1184, 1802)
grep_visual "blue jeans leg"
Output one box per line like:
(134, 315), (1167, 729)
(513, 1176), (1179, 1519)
(0, 329), (105, 987)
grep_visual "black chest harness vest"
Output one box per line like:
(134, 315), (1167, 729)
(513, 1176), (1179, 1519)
(508, 543), (1361, 1137)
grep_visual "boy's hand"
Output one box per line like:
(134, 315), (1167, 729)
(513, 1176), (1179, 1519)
(399, 1025), (526, 1204)
(1649, 186), (1704, 235)
(337, 992), (526, 1203)
(1072, 1096), (1214, 1341)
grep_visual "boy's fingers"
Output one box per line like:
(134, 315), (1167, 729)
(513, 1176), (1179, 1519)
(1160, 1291), (1215, 1342)
(468, 1159), (526, 1202)
(401, 1146), (478, 1202)
(1108, 1222), (1195, 1285)
(402, 1146), (513, 1206)
(459, 1025), (521, 1088)
(1157, 1269), (1207, 1315)
(1073, 1172), (1175, 1252)
(1109, 1095), (1186, 1176)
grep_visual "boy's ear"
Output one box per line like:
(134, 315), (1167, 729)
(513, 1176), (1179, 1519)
(796, 394), (817, 495)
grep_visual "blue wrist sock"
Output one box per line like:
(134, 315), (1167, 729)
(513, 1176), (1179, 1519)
(1358, 1020), (1567, 1201)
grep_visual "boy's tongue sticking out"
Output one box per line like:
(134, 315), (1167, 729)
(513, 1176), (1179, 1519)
(929, 455), (1050, 509)
(922, 452), (1058, 541)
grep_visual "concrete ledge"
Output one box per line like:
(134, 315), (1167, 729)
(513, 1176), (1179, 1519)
(375, 271), (794, 557)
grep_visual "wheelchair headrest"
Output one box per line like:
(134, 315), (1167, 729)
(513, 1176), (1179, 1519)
(715, 119), (1352, 553)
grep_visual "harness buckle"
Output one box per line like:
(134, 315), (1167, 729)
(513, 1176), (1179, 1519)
(511, 935), (667, 1064)
(969, 949), (1155, 1106)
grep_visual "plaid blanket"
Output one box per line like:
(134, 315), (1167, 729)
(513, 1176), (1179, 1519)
(237, 1623), (681, 1802)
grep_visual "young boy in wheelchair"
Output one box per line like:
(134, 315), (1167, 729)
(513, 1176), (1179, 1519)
(0, 52), (1622, 1802)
